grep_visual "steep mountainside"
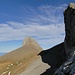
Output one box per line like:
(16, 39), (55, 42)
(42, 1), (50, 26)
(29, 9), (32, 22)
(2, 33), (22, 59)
(0, 37), (42, 75)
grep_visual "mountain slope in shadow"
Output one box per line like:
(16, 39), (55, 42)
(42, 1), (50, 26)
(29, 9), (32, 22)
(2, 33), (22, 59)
(39, 42), (66, 75)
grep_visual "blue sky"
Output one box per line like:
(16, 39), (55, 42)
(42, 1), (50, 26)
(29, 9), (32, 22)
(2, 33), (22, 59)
(0, 0), (75, 52)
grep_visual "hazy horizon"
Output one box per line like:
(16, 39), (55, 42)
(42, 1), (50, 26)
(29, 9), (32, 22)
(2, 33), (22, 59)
(0, 52), (7, 56)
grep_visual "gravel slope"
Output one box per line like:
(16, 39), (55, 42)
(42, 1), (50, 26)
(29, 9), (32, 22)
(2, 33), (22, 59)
(20, 56), (50, 75)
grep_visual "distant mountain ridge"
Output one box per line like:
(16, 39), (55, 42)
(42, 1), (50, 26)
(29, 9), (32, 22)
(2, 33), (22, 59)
(0, 37), (42, 75)
(22, 37), (42, 51)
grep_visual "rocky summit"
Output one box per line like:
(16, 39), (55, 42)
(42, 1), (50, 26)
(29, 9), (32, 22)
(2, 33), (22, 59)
(22, 37), (42, 52)
(64, 2), (75, 57)
(54, 3), (75, 75)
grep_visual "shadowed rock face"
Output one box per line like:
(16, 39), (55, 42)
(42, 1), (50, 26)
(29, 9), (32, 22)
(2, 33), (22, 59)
(54, 3), (75, 75)
(39, 42), (66, 75)
(39, 3), (75, 75)
(64, 3), (75, 57)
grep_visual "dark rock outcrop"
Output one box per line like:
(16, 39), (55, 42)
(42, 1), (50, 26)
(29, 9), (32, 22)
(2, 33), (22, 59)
(40, 2), (75, 75)
(54, 3), (75, 75)
(39, 42), (66, 75)
(54, 48), (75, 75)
(64, 3), (75, 57)
(22, 37), (42, 52)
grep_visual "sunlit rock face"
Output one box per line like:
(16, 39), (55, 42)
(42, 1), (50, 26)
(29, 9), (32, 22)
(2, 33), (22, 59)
(54, 3), (75, 75)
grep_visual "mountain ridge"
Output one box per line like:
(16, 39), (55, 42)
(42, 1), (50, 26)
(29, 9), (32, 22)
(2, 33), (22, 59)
(0, 37), (42, 75)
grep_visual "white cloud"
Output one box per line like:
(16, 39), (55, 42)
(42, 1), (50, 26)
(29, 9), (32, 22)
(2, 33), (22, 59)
(0, 4), (67, 49)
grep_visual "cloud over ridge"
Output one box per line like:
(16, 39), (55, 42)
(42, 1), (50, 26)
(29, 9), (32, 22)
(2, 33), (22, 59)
(0, 4), (67, 49)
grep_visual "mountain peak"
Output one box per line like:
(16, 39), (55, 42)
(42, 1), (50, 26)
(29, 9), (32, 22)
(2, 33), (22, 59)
(0, 37), (42, 75)
(22, 37), (38, 46)
(69, 3), (75, 9)
(22, 37), (42, 51)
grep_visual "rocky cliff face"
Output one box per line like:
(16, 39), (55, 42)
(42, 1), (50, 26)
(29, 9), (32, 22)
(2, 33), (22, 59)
(54, 3), (75, 75)
(64, 3), (75, 57)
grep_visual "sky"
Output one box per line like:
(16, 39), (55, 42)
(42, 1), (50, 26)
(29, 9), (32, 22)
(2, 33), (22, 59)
(0, 0), (75, 52)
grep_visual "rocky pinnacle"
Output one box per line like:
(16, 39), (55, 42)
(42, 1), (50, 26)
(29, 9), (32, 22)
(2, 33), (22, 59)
(64, 3), (75, 57)
(54, 2), (75, 75)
